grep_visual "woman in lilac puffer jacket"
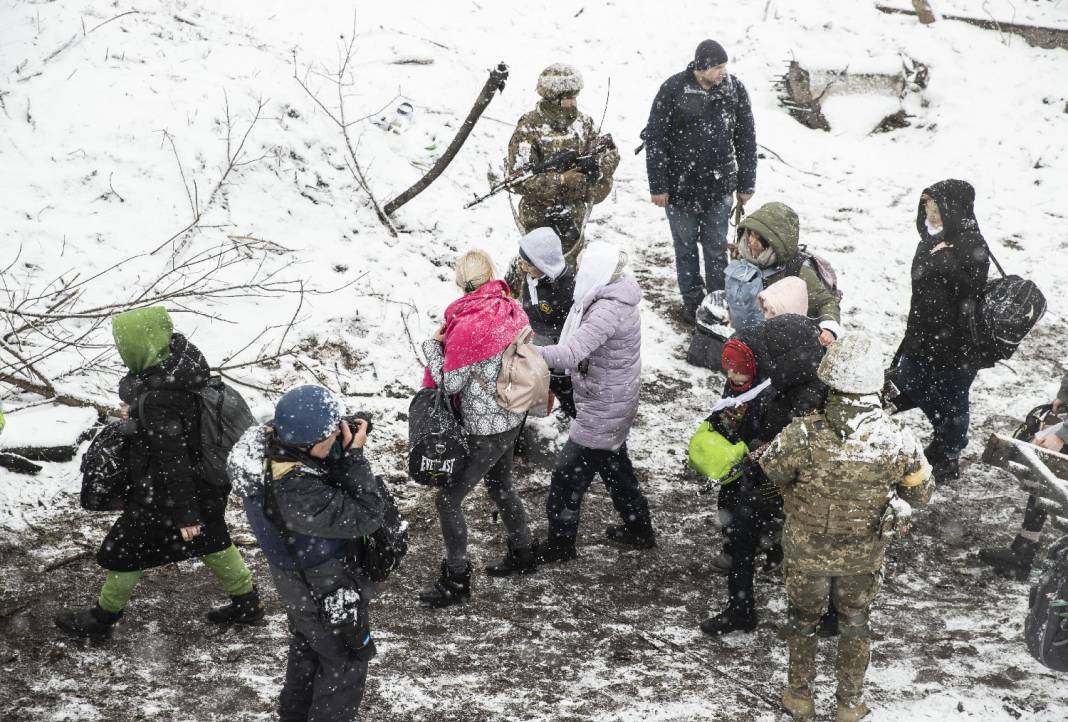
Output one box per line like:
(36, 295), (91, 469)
(535, 242), (655, 563)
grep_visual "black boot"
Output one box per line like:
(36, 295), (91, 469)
(55, 603), (122, 641)
(418, 560), (472, 608)
(762, 544), (784, 574)
(923, 441), (945, 466)
(932, 455), (960, 482)
(605, 524), (656, 549)
(485, 542), (538, 577)
(700, 603), (757, 636)
(535, 536), (577, 564)
(978, 537), (1037, 581)
(816, 605), (839, 637)
(206, 585), (266, 625)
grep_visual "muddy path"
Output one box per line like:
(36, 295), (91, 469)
(2, 252), (1066, 721)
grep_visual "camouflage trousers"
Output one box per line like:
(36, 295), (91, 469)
(783, 564), (883, 707)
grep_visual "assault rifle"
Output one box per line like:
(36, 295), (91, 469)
(464, 134), (616, 209)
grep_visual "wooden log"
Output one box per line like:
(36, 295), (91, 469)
(1, 445), (75, 462)
(778, 61), (830, 131)
(984, 433), (1068, 510)
(0, 372), (117, 417)
(912, 0), (937, 24)
(876, 4), (1068, 51)
(383, 63), (509, 215)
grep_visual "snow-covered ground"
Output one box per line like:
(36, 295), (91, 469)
(1, 1), (1067, 720)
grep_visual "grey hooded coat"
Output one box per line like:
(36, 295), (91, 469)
(537, 275), (642, 451)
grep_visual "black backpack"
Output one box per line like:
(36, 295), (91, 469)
(1025, 535), (1068, 672)
(407, 388), (468, 487)
(356, 475), (409, 583)
(80, 422), (131, 511)
(138, 376), (256, 489)
(973, 249), (1046, 363)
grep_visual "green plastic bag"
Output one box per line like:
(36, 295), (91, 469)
(687, 420), (748, 485)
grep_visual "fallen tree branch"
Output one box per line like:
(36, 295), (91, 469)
(384, 63), (509, 215)
(0, 338), (56, 395)
(0, 372), (116, 417)
(876, 3), (1068, 50)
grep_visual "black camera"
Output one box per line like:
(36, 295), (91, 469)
(343, 412), (374, 436)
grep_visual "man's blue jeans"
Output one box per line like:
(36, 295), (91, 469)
(666, 193), (734, 313)
(895, 355), (978, 458)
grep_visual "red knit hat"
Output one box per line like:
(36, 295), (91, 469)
(722, 339), (757, 378)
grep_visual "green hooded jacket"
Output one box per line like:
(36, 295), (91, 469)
(740, 202), (840, 324)
(112, 306), (174, 373)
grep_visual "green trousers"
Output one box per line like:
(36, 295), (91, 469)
(98, 544), (253, 613)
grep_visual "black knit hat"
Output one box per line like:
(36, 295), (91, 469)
(694, 39), (728, 69)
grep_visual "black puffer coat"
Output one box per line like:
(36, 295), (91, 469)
(898, 179), (990, 369)
(739, 314), (827, 445)
(97, 333), (231, 571)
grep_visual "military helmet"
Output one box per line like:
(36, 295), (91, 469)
(536, 63), (583, 100)
(817, 333), (885, 395)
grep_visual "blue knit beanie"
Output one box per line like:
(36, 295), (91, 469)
(274, 384), (342, 447)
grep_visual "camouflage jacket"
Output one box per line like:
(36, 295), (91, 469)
(506, 100), (620, 213)
(759, 393), (933, 575)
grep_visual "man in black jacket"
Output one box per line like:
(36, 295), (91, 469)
(517, 227), (578, 418)
(645, 39), (757, 319)
(229, 384), (384, 722)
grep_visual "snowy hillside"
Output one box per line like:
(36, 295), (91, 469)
(1, 1), (1067, 720)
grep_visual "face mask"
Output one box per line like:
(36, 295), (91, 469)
(925, 220), (943, 236)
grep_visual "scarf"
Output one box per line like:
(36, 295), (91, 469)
(558, 243), (624, 349)
(421, 280), (528, 388)
(739, 236), (779, 268)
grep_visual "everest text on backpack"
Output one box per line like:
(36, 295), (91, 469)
(407, 388), (469, 487)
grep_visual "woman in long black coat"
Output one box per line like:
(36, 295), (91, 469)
(55, 306), (262, 639)
(892, 179), (989, 480)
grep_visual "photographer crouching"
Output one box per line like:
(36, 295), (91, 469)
(228, 384), (385, 721)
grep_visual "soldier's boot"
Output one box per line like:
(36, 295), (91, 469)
(836, 702), (871, 722)
(835, 620), (872, 722)
(978, 536), (1037, 581)
(782, 634), (818, 720)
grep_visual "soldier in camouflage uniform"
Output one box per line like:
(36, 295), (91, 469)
(506, 63), (620, 264)
(759, 334), (934, 722)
